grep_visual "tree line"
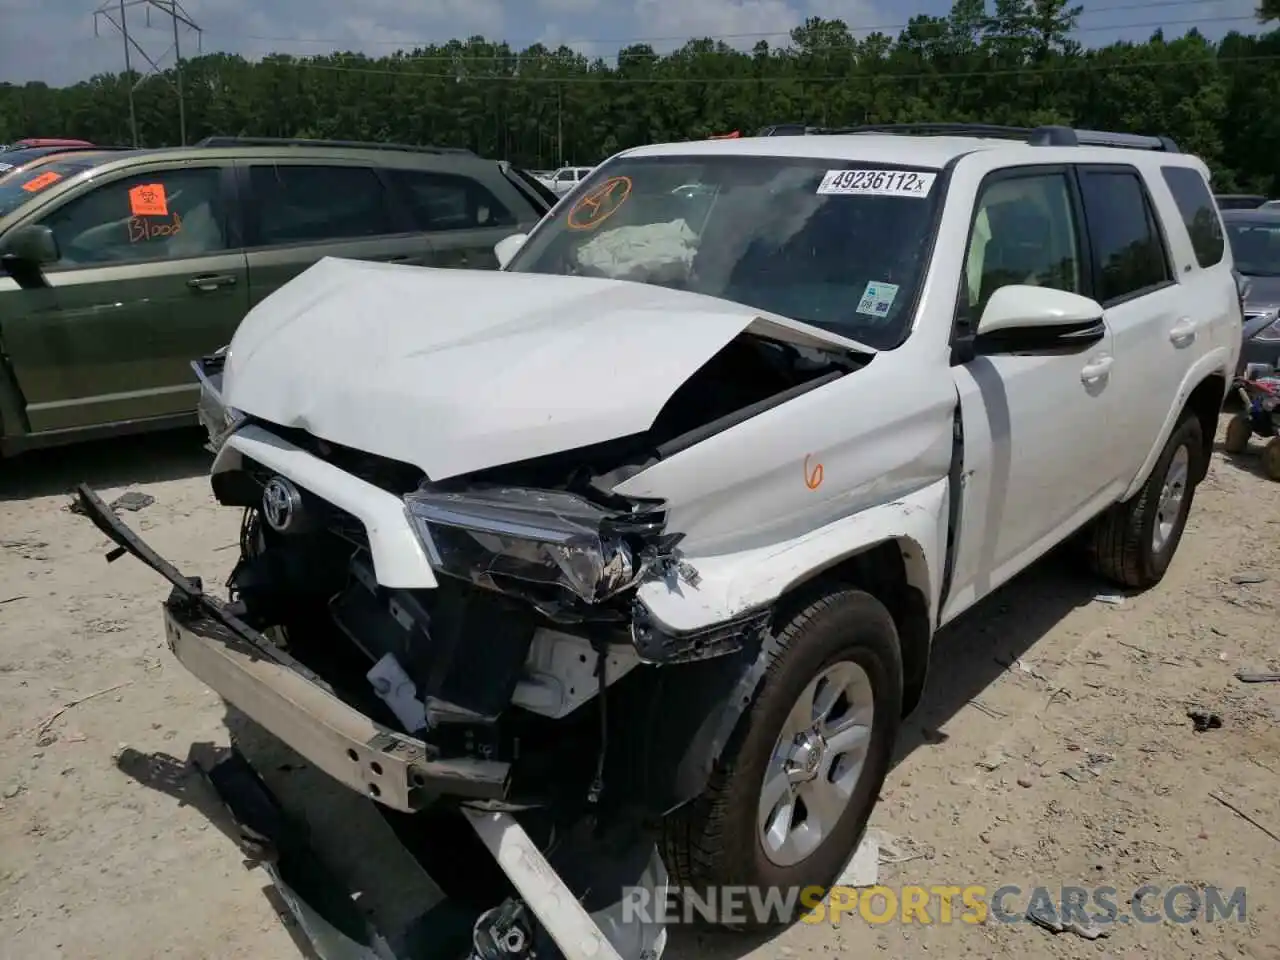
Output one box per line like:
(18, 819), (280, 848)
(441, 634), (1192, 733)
(2, 0), (1280, 194)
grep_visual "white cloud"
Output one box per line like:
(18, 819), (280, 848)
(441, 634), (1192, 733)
(537, 0), (602, 14)
(632, 0), (798, 47)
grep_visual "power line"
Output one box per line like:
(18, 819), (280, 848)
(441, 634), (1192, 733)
(92, 0), (201, 145)
(191, 13), (1263, 68)
(275, 51), (1280, 85)
(194, 0), (1236, 53)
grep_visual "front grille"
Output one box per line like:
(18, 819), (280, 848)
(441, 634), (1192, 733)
(242, 457), (371, 552)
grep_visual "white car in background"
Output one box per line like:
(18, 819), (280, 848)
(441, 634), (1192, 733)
(540, 165), (595, 196)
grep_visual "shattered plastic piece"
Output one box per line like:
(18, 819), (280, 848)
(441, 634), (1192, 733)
(110, 492), (155, 512)
(836, 833), (879, 887)
(1014, 659), (1048, 681)
(366, 654), (427, 733)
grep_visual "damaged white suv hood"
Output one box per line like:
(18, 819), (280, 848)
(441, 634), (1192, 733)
(222, 257), (873, 481)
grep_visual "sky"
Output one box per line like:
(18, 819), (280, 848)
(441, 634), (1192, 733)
(0, 0), (1268, 86)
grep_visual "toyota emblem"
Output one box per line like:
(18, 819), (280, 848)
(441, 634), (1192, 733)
(262, 475), (304, 533)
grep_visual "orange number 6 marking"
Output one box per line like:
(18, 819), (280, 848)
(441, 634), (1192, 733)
(804, 454), (824, 490)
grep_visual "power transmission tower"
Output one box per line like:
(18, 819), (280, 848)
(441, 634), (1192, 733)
(93, 0), (202, 147)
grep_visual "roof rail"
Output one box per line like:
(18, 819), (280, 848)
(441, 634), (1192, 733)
(764, 122), (1179, 153)
(756, 123), (813, 137)
(191, 136), (475, 155)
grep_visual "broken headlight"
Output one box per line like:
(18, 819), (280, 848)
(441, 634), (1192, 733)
(404, 486), (672, 605)
(191, 348), (245, 452)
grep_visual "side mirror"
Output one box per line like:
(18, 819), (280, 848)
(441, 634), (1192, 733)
(0, 224), (59, 289)
(974, 285), (1106, 355)
(494, 233), (528, 270)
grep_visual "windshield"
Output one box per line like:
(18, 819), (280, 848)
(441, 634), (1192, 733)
(0, 155), (109, 218)
(1226, 219), (1280, 277)
(506, 154), (945, 349)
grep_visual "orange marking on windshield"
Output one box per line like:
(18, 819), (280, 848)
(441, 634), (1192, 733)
(21, 171), (62, 193)
(566, 176), (632, 231)
(804, 454), (824, 491)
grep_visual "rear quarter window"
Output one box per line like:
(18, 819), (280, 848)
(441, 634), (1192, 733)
(1160, 166), (1225, 268)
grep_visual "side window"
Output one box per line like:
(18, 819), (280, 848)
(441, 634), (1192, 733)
(387, 170), (516, 232)
(37, 167), (226, 267)
(1160, 165), (1225, 268)
(964, 171), (1082, 315)
(248, 164), (392, 245)
(556, 170), (575, 183)
(1077, 168), (1172, 304)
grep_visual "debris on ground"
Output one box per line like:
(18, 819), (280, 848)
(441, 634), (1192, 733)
(1229, 572), (1268, 585)
(1014, 659), (1048, 682)
(1187, 709), (1223, 733)
(1235, 668), (1280, 683)
(1093, 592), (1126, 606)
(1025, 900), (1110, 939)
(838, 834), (880, 887)
(976, 749), (1008, 771)
(1209, 792), (1280, 844)
(109, 492), (156, 513)
(29, 681), (135, 742)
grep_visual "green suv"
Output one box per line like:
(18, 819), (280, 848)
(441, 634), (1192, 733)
(0, 137), (555, 456)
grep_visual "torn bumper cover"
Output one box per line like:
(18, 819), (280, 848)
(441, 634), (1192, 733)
(76, 483), (509, 813)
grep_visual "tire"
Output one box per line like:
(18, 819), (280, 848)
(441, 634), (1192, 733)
(1263, 437), (1280, 482)
(660, 586), (903, 928)
(1224, 413), (1252, 455)
(1089, 412), (1203, 590)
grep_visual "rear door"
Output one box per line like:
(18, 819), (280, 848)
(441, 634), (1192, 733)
(0, 160), (248, 433)
(237, 160), (430, 308)
(1073, 164), (1187, 485)
(384, 167), (532, 271)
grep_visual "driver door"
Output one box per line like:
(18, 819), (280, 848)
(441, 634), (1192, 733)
(942, 166), (1126, 621)
(0, 162), (247, 433)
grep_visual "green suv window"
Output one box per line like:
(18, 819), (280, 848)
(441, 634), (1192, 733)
(36, 166), (227, 266)
(249, 164), (394, 245)
(387, 169), (517, 232)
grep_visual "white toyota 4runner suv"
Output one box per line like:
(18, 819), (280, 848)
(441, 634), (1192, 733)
(79, 124), (1240, 959)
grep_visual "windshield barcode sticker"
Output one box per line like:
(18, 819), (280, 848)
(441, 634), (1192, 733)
(818, 169), (937, 197)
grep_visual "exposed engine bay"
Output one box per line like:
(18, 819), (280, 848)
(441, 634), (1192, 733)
(210, 328), (860, 785)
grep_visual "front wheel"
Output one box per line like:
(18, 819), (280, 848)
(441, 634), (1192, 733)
(1089, 412), (1203, 589)
(660, 586), (903, 928)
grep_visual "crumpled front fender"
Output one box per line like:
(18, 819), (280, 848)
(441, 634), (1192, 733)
(618, 477), (949, 814)
(635, 476), (949, 634)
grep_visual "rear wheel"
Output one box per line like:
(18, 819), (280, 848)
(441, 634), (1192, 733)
(1089, 412), (1203, 590)
(661, 586), (902, 928)
(1224, 413), (1252, 455)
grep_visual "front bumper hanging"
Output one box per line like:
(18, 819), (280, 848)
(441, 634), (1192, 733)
(74, 484), (664, 960)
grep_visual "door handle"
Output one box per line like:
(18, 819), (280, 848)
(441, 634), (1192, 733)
(187, 274), (237, 292)
(1080, 354), (1114, 383)
(1169, 316), (1197, 346)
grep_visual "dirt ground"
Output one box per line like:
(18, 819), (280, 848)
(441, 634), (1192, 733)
(1, 414), (1278, 960)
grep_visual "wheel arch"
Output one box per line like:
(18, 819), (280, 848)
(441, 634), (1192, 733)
(1121, 358), (1229, 501)
(772, 537), (933, 717)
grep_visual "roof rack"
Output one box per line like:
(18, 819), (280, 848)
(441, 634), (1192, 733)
(759, 122), (1179, 153)
(191, 136), (475, 155)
